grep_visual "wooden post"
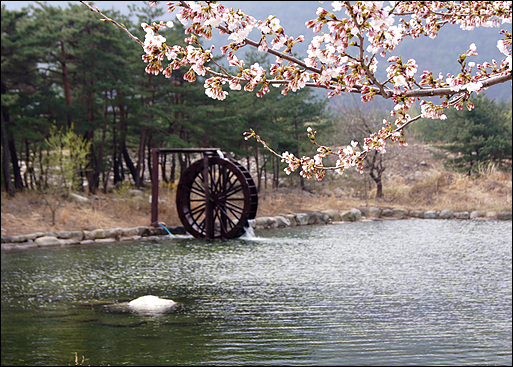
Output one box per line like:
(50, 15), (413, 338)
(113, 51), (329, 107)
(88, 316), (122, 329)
(151, 148), (159, 227)
(148, 148), (220, 231)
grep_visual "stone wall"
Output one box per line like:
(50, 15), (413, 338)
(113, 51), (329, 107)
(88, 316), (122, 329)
(1, 225), (186, 252)
(251, 207), (511, 230)
(2, 208), (511, 252)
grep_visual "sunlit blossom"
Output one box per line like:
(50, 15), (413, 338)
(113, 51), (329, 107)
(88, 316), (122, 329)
(128, 0), (512, 181)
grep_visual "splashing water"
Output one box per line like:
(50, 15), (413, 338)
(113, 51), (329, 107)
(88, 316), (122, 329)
(241, 220), (256, 239)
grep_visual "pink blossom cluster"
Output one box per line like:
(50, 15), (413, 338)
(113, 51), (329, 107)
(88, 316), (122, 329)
(141, 2), (510, 104)
(276, 128), (365, 179)
(134, 1), (512, 179)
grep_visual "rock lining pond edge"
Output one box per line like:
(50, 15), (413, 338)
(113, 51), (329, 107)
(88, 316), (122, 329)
(2, 207), (511, 252)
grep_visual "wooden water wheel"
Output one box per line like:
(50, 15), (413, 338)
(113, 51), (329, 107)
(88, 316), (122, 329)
(176, 155), (258, 239)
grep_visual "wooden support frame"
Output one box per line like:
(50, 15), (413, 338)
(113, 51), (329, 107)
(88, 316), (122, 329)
(150, 148), (222, 228)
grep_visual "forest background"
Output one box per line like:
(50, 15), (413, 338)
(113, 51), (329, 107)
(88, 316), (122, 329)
(1, 1), (511, 235)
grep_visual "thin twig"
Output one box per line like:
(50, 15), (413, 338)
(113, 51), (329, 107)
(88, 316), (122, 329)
(79, 1), (143, 47)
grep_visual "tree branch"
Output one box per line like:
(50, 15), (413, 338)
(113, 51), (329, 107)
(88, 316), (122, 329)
(399, 73), (512, 99)
(79, 1), (143, 47)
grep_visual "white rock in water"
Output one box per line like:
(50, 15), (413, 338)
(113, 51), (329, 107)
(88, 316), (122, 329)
(127, 295), (177, 313)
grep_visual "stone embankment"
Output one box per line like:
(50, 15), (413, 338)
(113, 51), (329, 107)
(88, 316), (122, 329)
(251, 207), (512, 230)
(2, 207), (511, 252)
(1, 225), (187, 252)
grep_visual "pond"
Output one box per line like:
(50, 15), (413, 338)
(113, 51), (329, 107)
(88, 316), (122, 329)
(1, 219), (512, 366)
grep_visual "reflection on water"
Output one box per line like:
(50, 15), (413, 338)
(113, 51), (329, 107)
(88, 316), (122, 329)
(1, 219), (512, 366)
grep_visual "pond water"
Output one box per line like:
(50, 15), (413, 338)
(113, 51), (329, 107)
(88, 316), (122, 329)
(1, 219), (512, 366)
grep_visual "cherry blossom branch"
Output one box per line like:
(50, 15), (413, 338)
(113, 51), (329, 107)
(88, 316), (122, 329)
(79, 1), (144, 47)
(399, 73), (512, 98)
(176, 0), (323, 74)
(79, 0), (512, 181)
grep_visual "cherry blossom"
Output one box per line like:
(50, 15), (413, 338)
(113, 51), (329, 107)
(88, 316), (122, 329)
(80, 0), (512, 180)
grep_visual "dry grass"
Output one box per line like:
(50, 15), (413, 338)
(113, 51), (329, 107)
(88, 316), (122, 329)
(381, 167), (512, 212)
(1, 190), (151, 237)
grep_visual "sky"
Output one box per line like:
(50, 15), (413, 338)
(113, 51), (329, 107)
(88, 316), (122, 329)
(1, 1), (318, 50)
(1, 1), (317, 24)
(2, 1), (141, 12)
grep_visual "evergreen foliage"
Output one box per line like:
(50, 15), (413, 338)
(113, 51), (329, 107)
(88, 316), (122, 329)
(415, 94), (512, 174)
(1, 2), (327, 195)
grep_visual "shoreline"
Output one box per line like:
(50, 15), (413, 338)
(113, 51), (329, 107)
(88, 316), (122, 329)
(2, 207), (511, 253)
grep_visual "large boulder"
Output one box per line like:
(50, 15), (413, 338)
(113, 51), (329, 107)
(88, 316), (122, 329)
(295, 213), (311, 226)
(307, 212), (320, 225)
(284, 214), (298, 226)
(470, 211), (486, 219)
(127, 295), (178, 314)
(368, 207), (381, 218)
(104, 228), (122, 239)
(58, 231), (84, 241)
(274, 216), (291, 228)
(497, 212), (512, 220)
(409, 210), (424, 218)
(4, 235), (29, 243)
(340, 208), (362, 222)
(120, 227), (144, 237)
(321, 209), (340, 222)
(381, 208), (393, 218)
(254, 216), (276, 229)
(83, 229), (106, 240)
(486, 212), (497, 219)
(454, 212), (470, 220)
(350, 208), (362, 221)
(424, 211), (438, 219)
(69, 193), (92, 207)
(35, 236), (61, 247)
(391, 208), (409, 218)
(439, 210), (454, 219)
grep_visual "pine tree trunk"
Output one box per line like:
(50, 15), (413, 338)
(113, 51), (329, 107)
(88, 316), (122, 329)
(59, 41), (73, 128)
(1, 107), (15, 196)
(8, 134), (23, 191)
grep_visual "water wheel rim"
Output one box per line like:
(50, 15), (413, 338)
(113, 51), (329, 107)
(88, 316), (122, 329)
(226, 158), (258, 220)
(176, 157), (257, 239)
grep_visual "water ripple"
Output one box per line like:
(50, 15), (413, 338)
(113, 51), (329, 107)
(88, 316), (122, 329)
(1, 219), (511, 366)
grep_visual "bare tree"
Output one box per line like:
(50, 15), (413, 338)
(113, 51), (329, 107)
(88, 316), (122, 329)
(333, 98), (390, 198)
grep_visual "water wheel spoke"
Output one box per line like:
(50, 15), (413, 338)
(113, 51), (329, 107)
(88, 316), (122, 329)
(196, 218), (206, 232)
(216, 204), (236, 224)
(190, 182), (206, 197)
(215, 205), (236, 232)
(217, 165), (227, 193)
(190, 202), (206, 216)
(192, 178), (205, 189)
(224, 184), (243, 198)
(223, 175), (239, 195)
(195, 173), (210, 196)
(188, 207), (205, 229)
(212, 207), (225, 235)
(208, 165), (221, 193)
(225, 201), (244, 217)
(222, 171), (237, 192)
